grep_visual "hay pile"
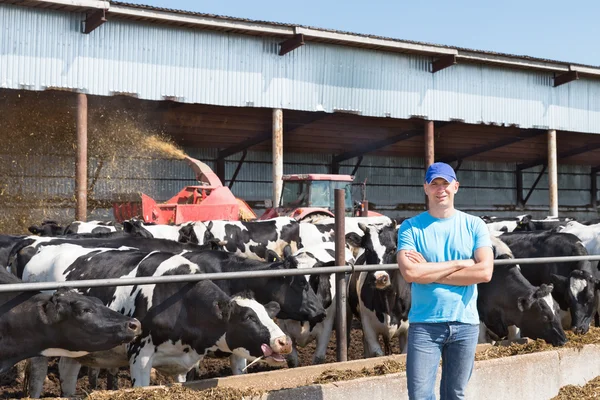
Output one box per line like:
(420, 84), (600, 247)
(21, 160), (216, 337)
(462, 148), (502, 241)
(553, 376), (600, 399)
(313, 360), (405, 384)
(476, 327), (600, 361)
(86, 385), (262, 400)
(0, 90), (188, 234)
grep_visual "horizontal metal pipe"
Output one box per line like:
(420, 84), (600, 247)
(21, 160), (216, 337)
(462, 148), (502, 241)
(3, 254), (600, 293)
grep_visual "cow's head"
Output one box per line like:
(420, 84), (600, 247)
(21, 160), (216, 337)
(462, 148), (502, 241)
(308, 261), (334, 310)
(346, 223), (393, 289)
(214, 292), (291, 367)
(122, 219), (154, 239)
(178, 224), (199, 244)
(513, 215), (535, 231)
(28, 220), (65, 236)
(258, 247), (326, 324)
(517, 283), (567, 346)
(550, 269), (597, 334)
(38, 288), (142, 355)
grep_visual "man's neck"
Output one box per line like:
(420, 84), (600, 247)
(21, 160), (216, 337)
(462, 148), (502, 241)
(427, 205), (457, 219)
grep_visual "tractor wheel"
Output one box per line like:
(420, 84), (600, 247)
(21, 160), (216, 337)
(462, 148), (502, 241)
(298, 213), (332, 224)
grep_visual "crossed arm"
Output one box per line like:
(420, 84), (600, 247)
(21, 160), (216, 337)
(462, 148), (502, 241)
(396, 247), (494, 286)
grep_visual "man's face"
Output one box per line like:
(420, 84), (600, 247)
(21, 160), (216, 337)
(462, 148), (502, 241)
(423, 178), (459, 208)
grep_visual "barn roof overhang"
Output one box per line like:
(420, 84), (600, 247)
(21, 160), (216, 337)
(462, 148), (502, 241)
(3, 0), (600, 79)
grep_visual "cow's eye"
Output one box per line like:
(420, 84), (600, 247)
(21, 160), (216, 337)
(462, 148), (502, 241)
(245, 314), (256, 322)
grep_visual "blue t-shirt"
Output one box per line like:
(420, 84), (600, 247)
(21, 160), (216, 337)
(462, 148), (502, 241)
(397, 210), (492, 324)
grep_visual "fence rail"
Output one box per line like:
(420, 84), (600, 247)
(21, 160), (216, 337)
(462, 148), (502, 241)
(3, 254), (600, 294)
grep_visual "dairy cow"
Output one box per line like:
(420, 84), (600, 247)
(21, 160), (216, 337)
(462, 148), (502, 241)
(277, 242), (356, 366)
(184, 218), (301, 261)
(0, 266), (141, 375)
(498, 231), (598, 334)
(348, 223), (411, 358)
(21, 245), (292, 397)
(477, 237), (567, 346)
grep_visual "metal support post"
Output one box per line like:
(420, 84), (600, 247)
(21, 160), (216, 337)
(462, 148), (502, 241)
(334, 189), (347, 362)
(548, 129), (558, 217)
(75, 93), (88, 221)
(272, 109), (283, 207)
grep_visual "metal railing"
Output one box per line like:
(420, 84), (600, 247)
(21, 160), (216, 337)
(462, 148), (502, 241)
(3, 254), (600, 294)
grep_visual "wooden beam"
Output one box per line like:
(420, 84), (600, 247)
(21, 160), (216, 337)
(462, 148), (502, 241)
(218, 112), (327, 158)
(333, 129), (422, 163)
(554, 70), (579, 87)
(228, 150), (247, 189)
(431, 54), (457, 73)
(279, 34), (304, 56)
(523, 165), (547, 206)
(518, 142), (600, 170)
(441, 129), (545, 163)
(82, 9), (106, 34)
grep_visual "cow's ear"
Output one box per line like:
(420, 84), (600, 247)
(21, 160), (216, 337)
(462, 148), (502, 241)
(263, 301), (281, 319)
(214, 300), (232, 321)
(265, 250), (281, 263)
(550, 274), (568, 293)
(28, 226), (41, 235)
(207, 221), (213, 231)
(357, 223), (369, 234)
(517, 295), (534, 312)
(521, 215), (532, 223)
(345, 232), (363, 248)
(122, 221), (133, 233)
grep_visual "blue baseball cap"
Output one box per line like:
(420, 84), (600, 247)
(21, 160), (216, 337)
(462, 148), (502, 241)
(425, 162), (457, 184)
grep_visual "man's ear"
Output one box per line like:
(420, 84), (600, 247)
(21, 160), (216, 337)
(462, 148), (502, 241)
(453, 180), (460, 193)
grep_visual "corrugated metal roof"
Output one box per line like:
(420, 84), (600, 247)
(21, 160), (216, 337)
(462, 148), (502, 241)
(2, 2), (600, 135)
(107, 1), (600, 70)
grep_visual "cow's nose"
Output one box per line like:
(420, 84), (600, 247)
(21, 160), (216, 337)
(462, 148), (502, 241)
(273, 336), (292, 354)
(128, 319), (142, 335)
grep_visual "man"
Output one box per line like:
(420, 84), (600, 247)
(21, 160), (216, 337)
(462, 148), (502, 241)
(397, 162), (493, 400)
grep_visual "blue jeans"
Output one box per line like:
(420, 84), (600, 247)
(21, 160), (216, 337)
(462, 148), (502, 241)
(407, 322), (479, 400)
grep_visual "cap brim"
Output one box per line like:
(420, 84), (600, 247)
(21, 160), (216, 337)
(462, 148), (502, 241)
(426, 174), (455, 184)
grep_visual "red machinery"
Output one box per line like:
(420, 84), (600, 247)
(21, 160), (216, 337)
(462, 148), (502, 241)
(259, 173), (382, 223)
(112, 156), (256, 224)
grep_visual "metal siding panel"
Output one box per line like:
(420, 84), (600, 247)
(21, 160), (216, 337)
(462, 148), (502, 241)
(2, 4), (600, 134)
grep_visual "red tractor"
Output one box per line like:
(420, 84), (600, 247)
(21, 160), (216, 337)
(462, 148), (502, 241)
(259, 174), (382, 223)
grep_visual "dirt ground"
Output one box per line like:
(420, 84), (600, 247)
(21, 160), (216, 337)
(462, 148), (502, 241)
(0, 324), (395, 399)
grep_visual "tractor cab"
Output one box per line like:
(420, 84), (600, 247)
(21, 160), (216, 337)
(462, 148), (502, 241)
(260, 174), (355, 222)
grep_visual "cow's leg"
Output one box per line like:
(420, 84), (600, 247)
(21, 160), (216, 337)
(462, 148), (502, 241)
(129, 341), (155, 387)
(24, 356), (48, 399)
(478, 323), (491, 344)
(360, 313), (384, 358)
(87, 367), (100, 389)
(286, 342), (300, 368)
(313, 311), (335, 365)
(229, 354), (247, 375)
(58, 357), (82, 398)
(507, 325), (521, 341)
(107, 368), (119, 390)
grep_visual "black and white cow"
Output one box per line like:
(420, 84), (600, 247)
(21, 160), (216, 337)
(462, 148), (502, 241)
(28, 220), (65, 236)
(21, 245), (292, 397)
(9, 235), (223, 279)
(187, 218), (301, 261)
(480, 214), (531, 233)
(477, 236), (567, 346)
(498, 231), (598, 334)
(512, 215), (575, 232)
(0, 266), (141, 375)
(277, 242), (356, 366)
(0, 234), (25, 268)
(348, 223), (410, 358)
(64, 220), (120, 235)
(556, 221), (600, 255)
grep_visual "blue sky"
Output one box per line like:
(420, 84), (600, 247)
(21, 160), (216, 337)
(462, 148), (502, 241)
(125, 0), (599, 66)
